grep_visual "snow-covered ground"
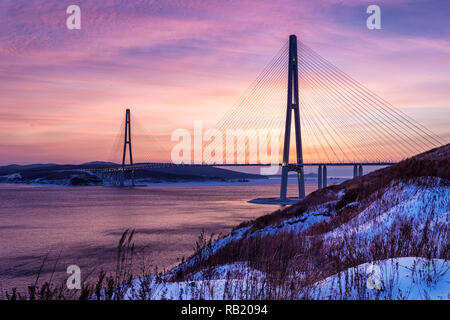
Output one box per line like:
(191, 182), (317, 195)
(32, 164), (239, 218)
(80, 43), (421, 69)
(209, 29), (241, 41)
(120, 257), (449, 300)
(145, 176), (449, 300)
(325, 178), (449, 240)
(123, 262), (267, 300)
(308, 257), (449, 300)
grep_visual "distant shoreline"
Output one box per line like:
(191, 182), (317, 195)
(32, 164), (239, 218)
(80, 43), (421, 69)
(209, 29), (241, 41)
(0, 176), (348, 188)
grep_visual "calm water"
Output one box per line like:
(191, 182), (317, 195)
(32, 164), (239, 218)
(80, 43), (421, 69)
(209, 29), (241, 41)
(0, 182), (316, 292)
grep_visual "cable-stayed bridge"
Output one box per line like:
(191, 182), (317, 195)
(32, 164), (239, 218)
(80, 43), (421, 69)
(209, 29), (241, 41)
(91, 35), (445, 204)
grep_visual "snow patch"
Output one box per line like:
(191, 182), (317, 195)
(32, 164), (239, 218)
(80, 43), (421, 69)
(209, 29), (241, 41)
(308, 257), (449, 300)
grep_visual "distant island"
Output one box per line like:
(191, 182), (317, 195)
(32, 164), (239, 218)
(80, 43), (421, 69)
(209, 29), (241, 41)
(0, 162), (267, 186)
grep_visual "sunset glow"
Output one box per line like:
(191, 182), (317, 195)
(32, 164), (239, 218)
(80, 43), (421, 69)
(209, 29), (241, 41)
(0, 0), (449, 164)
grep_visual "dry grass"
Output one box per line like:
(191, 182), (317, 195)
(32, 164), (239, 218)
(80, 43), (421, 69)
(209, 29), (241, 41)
(236, 144), (449, 233)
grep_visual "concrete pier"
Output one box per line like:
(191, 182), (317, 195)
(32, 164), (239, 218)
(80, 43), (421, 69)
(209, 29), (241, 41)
(322, 165), (327, 188)
(318, 165), (323, 189)
(358, 164), (363, 177)
(120, 170), (124, 187)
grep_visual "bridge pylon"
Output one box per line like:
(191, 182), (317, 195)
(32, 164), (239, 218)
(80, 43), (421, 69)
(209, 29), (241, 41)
(121, 108), (135, 186)
(280, 34), (305, 202)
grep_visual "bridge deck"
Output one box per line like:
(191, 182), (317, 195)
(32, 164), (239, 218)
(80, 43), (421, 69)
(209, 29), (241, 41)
(88, 162), (396, 171)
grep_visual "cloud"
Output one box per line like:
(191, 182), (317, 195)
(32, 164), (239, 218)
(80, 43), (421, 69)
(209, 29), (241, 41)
(0, 0), (448, 163)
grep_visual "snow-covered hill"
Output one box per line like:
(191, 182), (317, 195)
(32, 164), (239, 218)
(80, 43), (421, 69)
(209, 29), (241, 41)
(94, 144), (449, 300)
(146, 145), (449, 300)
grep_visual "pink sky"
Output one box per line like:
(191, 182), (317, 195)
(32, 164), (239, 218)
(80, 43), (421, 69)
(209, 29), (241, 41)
(0, 0), (449, 164)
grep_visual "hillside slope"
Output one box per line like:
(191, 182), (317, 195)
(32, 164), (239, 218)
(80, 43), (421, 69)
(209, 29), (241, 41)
(128, 144), (449, 300)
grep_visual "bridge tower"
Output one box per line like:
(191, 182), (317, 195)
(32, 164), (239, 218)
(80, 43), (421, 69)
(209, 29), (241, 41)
(280, 35), (305, 202)
(121, 108), (135, 186)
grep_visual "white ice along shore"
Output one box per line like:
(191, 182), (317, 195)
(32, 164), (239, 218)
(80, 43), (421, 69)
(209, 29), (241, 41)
(115, 177), (448, 300)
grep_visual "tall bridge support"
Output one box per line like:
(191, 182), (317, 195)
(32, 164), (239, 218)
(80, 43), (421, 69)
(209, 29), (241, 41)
(322, 165), (327, 188)
(280, 34), (305, 201)
(358, 165), (363, 177)
(122, 108), (135, 187)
